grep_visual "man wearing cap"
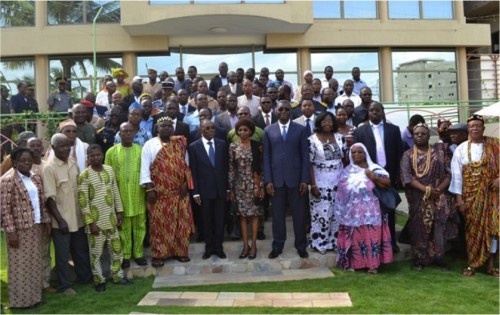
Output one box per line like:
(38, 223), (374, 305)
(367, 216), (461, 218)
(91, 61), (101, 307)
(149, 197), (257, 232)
(143, 68), (162, 97)
(449, 115), (499, 277)
(448, 123), (468, 154)
(48, 77), (73, 112)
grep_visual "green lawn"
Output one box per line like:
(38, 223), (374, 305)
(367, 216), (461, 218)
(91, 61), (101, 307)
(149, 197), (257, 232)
(1, 224), (499, 314)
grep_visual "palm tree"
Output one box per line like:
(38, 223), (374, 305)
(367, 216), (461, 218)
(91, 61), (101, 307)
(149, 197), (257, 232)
(0, 1), (35, 27)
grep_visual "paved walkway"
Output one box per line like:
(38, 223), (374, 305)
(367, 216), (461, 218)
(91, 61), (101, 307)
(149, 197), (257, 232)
(137, 291), (352, 308)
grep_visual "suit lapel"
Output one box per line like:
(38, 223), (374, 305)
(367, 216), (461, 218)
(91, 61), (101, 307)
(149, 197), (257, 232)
(197, 140), (213, 167)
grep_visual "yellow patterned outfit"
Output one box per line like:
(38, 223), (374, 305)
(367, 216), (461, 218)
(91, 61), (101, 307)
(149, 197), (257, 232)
(78, 165), (124, 284)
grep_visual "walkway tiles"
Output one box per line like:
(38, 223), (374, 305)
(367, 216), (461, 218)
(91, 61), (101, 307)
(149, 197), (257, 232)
(137, 291), (352, 308)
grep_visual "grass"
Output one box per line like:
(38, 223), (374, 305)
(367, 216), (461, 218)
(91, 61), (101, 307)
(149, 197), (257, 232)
(1, 216), (499, 314)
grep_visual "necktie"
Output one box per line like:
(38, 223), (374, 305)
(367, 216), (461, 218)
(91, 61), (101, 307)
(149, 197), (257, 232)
(373, 124), (386, 167)
(265, 114), (270, 127)
(207, 141), (215, 167)
(282, 125), (287, 142)
(182, 106), (187, 115)
(305, 118), (311, 136)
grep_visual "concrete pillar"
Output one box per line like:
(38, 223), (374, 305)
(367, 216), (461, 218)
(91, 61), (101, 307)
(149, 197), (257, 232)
(454, 0), (465, 23)
(34, 55), (49, 139)
(457, 47), (469, 122)
(298, 48), (310, 84)
(378, 0), (389, 22)
(122, 52), (137, 77)
(35, 0), (46, 28)
(379, 47), (393, 103)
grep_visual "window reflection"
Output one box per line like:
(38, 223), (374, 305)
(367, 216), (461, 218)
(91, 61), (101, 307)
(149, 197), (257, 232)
(310, 51), (380, 100)
(313, 0), (376, 19)
(392, 51), (457, 103)
(0, 0), (35, 28)
(48, 56), (122, 99)
(1, 58), (35, 90)
(47, 0), (120, 25)
(388, 0), (453, 19)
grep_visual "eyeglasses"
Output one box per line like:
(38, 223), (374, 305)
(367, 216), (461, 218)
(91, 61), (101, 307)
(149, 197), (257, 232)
(261, 101), (271, 104)
(277, 107), (290, 112)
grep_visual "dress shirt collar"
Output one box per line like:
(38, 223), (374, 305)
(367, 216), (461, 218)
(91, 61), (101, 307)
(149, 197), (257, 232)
(278, 120), (290, 130)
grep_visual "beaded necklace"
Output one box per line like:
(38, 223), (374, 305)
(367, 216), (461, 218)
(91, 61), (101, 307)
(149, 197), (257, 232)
(467, 140), (484, 168)
(412, 144), (431, 178)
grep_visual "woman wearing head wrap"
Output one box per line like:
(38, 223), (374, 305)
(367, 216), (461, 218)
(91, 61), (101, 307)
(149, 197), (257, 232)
(334, 142), (393, 274)
(111, 68), (132, 97)
(294, 70), (314, 103)
(400, 123), (458, 271)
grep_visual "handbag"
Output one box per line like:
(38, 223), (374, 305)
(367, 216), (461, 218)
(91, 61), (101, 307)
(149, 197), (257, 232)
(372, 185), (402, 214)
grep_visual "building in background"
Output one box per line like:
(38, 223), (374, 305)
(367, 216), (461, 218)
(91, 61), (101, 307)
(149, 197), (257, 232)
(1, 0), (498, 129)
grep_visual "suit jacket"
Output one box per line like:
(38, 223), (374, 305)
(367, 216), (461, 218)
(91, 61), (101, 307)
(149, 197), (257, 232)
(263, 121), (310, 188)
(123, 93), (140, 108)
(209, 75), (226, 94)
(214, 111), (236, 132)
(353, 121), (403, 187)
(179, 103), (196, 116)
(293, 115), (315, 136)
(253, 112), (278, 130)
(290, 100), (324, 119)
(188, 138), (228, 199)
(221, 84), (243, 97)
(189, 126), (227, 144)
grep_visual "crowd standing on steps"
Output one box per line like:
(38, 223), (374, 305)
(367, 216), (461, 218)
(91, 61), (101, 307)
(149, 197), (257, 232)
(1, 63), (498, 310)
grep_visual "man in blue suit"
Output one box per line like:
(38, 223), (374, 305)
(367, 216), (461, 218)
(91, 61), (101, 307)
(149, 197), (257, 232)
(188, 119), (229, 259)
(263, 100), (310, 259)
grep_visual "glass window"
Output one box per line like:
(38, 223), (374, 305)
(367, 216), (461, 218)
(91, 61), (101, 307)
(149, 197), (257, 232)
(1, 58), (35, 92)
(255, 50), (298, 87)
(389, 0), (453, 19)
(422, 0), (452, 19)
(313, 0), (376, 19)
(310, 51), (380, 100)
(47, 0), (120, 25)
(136, 53), (180, 78)
(0, 0), (35, 28)
(49, 55), (122, 100)
(392, 51), (457, 103)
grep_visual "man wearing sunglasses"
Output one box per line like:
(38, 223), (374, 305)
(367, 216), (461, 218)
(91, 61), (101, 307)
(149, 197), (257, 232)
(48, 77), (73, 112)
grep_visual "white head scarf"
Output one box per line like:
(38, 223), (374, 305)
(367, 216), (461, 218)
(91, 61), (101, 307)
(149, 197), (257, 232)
(346, 142), (389, 176)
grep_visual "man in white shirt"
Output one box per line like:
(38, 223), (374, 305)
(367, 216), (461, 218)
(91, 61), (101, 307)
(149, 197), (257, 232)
(237, 79), (260, 116)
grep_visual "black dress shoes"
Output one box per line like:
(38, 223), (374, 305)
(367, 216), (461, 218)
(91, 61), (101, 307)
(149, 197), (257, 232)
(121, 259), (130, 269)
(95, 283), (106, 292)
(298, 249), (309, 258)
(202, 252), (212, 260)
(268, 250), (282, 259)
(134, 257), (148, 266)
(216, 251), (227, 259)
(392, 244), (401, 254)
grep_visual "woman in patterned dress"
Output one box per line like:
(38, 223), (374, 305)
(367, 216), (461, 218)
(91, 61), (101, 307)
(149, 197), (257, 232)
(1, 147), (51, 309)
(308, 112), (345, 254)
(228, 118), (264, 260)
(335, 143), (393, 274)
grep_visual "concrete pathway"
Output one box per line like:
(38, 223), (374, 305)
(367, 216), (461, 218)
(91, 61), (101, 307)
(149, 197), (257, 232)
(137, 291), (352, 308)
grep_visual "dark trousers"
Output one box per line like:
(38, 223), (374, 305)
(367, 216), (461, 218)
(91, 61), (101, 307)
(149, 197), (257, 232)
(271, 186), (307, 252)
(52, 227), (92, 291)
(388, 211), (397, 247)
(201, 197), (226, 254)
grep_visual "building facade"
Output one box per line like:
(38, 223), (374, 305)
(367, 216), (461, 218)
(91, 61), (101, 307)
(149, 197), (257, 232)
(0, 0), (496, 119)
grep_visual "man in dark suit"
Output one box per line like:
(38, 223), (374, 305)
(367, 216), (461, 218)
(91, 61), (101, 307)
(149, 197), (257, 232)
(353, 101), (404, 253)
(215, 93), (239, 132)
(189, 119), (229, 259)
(209, 62), (229, 95)
(263, 100), (310, 259)
(122, 79), (143, 111)
(152, 100), (190, 140)
(221, 71), (243, 97)
(177, 89), (196, 117)
(190, 108), (227, 143)
(253, 95), (277, 129)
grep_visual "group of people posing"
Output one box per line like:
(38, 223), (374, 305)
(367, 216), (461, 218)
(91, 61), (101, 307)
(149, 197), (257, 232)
(1, 62), (498, 311)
